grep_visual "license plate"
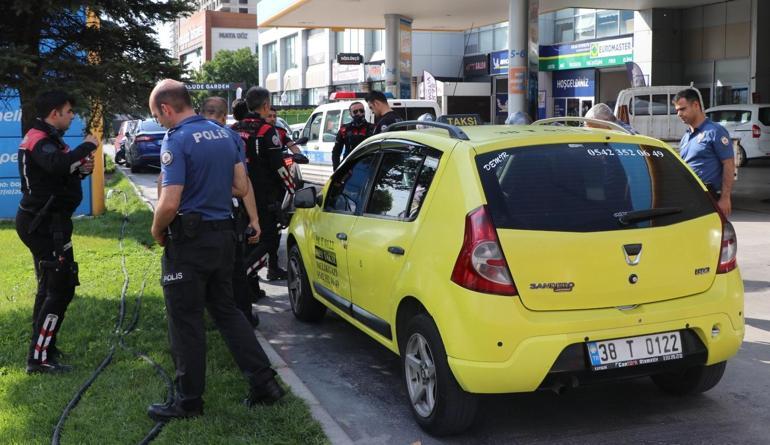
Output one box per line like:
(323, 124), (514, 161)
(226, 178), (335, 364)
(587, 331), (683, 370)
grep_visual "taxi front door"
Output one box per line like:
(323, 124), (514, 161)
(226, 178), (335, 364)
(310, 153), (379, 311)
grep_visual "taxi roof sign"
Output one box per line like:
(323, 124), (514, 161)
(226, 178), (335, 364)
(437, 114), (483, 126)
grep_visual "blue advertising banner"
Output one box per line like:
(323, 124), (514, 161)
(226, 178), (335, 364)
(552, 69), (596, 98)
(490, 50), (509, 76)
(0, 93), (91, 218)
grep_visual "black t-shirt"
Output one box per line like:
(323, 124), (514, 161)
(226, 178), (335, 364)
(373, 111), (402, 135)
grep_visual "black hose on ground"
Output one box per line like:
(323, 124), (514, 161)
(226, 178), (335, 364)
(51, 189), (172, 445)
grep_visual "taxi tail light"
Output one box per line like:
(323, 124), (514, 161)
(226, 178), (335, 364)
(717, 221), (737, 273)
(451, 206), (518, 296)
(752, 124), (761, 138)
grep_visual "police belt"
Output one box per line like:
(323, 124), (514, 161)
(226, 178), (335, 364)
(192, 218), (234, 232)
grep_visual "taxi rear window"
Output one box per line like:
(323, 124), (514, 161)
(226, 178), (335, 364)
(475, 143), (716, 232)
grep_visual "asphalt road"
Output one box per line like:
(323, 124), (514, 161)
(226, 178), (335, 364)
(119, 149), (770, 445)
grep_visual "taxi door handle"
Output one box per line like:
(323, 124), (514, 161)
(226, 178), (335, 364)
(336, 232), (348, 241)
(388, 246), (405, 255)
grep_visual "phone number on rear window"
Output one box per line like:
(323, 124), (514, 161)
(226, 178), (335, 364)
(586, 148), (665, 157)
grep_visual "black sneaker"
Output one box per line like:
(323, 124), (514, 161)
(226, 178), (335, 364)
(266, 268), (288, 281)
(26, 361), (73, 374)
(147, 401), (203, 422)
(245, 378), (286, 407)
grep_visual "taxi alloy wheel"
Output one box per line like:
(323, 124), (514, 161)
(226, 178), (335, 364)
(402, 314), (478, 436)
(404, 333), (437, 418)
(287, 244), (326, 322)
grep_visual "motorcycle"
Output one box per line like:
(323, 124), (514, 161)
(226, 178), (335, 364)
(278, 137), (309, 228)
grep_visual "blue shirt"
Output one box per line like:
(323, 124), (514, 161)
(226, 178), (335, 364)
(679, 118), (733, 190)
(161, 115), (241, 220)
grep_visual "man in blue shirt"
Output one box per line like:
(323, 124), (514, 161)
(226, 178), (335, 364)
(674, 89), (735, 216)
(148, 80), (284, 422)
(200, 96), (263, 327)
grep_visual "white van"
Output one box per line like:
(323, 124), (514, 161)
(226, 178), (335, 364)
(614, 86), (703, 146)
(298, 95), (440, 165)
(706, 104), (770, 166)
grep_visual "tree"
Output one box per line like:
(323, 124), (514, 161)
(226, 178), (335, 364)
(0, 1), (195, 135)
(192, 48), (259, 106)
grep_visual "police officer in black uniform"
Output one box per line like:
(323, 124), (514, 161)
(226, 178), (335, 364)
(16, 90), (98, 374)
(200, 96), (261, 327)
(147, 80), (283, 421)
(233, 87), (291, 282)
(332, 101), (374, 170)
(366, 90), (402, 135)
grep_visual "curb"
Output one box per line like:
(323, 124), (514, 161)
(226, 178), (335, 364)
(256, 331), (354, 445)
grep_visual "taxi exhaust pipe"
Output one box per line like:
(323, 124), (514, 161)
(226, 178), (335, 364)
(542, 376), (579, 395)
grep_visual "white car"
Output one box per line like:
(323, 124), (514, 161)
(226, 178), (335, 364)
(706, 104), (770, 166)
(298, 93), (440, 165)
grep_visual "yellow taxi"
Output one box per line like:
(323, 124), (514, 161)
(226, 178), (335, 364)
(286, 118), (744, 436)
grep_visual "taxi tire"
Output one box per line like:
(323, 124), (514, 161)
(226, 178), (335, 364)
(402, 313), (478, 436)
(650, 361), (727, 396)
(288, 244), (326, 322)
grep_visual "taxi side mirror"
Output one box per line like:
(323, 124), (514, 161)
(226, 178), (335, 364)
(294, 186), (318, 209)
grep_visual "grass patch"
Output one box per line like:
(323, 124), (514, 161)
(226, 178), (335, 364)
(0, 172), (328, 445)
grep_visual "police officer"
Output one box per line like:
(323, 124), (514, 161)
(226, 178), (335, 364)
(266, 107), (303, 155)
(331, 102), (374, 170)
(148, 80), (283, 421)
(366, 90), (402, 135)
(674, 89), (735, 216)
(233, 87), (291, 282)
(200, 96), (261, 327)
(16, 90), (98, 374)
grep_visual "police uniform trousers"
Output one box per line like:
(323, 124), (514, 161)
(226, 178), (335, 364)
(15, 209), (77, 365)
(232, 233), (258, 327)
(161, 224), (275, 409)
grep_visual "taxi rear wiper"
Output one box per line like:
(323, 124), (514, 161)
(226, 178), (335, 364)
(617, 207), (682, 225)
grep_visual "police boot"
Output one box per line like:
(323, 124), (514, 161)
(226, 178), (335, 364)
(147, 400), (203, 421)
(245, 377), (286, 407)
(26, 360), (73, 374)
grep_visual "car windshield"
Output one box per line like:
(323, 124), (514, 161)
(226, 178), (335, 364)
(140, 120), (166, 132)
(475, 143), (715, 232)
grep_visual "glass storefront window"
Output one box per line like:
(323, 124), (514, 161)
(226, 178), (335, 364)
(493, 26), (508, 51)
(282, 35), (297, 70)
(554, 18), (574, 42)
(575, 13), (595, 40)
(465, 32), (479, 54)
(479, 29), (494, 53)
(619, 10), (634, 34)
(596, 10), (619, 37)
(264, 42), (277, 73)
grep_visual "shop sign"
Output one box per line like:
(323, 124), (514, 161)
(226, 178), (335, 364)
(490, 50), (509, 76)
(463, 54), (489, 77)
(337, 53), (363, 65)
(539, 36), (633, 71)
(552, 69), (595, 98)
(185, 83), (237, 91)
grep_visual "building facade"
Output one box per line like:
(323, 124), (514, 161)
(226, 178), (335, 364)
(174, 9), (258, 71)
(258, 27), (465, 106)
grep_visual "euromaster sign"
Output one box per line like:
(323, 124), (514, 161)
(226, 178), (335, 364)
(539, 36), (633, 71)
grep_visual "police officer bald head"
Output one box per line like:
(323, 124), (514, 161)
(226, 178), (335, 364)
(35, 90), (76, 131)
(245, 86), (271, 117)
(200, 96), (228, 125)
(149, 79), (195, 129)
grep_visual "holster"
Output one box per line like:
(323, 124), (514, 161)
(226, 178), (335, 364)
(168, 213), (202, 242)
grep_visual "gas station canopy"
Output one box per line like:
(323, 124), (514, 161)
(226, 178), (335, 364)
(258, 0), (720, 31)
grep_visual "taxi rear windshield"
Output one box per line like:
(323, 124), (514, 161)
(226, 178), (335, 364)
(475, 143), (716, 232)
